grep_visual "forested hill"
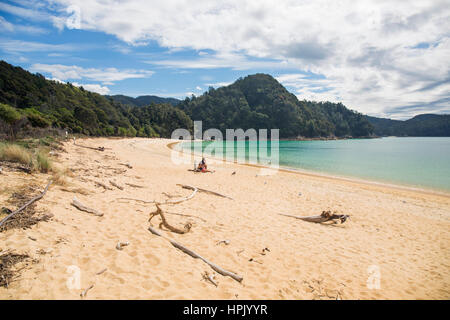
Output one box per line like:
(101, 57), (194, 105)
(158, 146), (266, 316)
(177, 74), (374, 138)
(366, 114), (450, 137)
(0, 60), (192, 137)
(105, 94), (180, 107)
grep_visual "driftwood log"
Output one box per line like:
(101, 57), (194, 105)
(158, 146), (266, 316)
(71, 197), (103, 216)
(0, 180), (52, 228)
(74, 140), (105, 152)
(149, 204), (192, 234)
(148, 226), (243, 282)
(279, 211), (349, 224)
(177, 184), (233, 200)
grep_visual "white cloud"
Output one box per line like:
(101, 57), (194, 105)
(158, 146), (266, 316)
(148, 51), (290, 70)
(30, 63), (154, 83)
(8, 0), (450, 117)
(0, 16), (47, 34)
(195, 86), (202, 91)
(72, 82), (110, 95)
(0, 39), (77, 53)
(205, 81), (233, 88)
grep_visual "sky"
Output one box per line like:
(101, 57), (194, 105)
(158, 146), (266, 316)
(0, 0), (449, 120)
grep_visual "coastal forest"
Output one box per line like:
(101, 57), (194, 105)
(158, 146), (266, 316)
(1, 60), (448, 140)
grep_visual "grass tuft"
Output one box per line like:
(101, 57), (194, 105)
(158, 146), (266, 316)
(36, 149), (52, 173)
(0, 144), (32, 166)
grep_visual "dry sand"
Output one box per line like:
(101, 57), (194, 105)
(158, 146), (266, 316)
(0, 137), (449, 299)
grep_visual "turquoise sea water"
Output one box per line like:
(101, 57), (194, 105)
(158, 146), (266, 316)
(179, 137), (450, 192)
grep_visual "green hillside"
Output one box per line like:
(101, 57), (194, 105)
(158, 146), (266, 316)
(177, 74), (374, 138)
(0, 60), (192, 138)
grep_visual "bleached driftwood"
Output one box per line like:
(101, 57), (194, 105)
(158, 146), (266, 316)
(165, 187), (198, 204)
(115, 241), (129, 250)
(278, 211), (349, 224)
(148, 226), (243, 282)
(109, 180), (124, 190)
(71, 197), (103, 217)
(177, 184), (233, 200)
(202, 271), (218, 287)
(117, 197), (157, 204)
(216, 240), (230, 246)
(149, 204), (192, 234)
(0, 180), (52, 228)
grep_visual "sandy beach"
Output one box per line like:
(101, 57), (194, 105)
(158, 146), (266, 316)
(1, 137), (449, 299)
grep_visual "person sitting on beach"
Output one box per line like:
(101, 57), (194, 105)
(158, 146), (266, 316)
(197, 157), (208, 172)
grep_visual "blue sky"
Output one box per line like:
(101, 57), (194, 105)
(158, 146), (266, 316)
(1, 0), (449, 119)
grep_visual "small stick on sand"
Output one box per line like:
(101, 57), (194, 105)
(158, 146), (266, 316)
(177, 184), (233, 200)
(148, 226), (243, 282)
(202, 271), (218, 287)
(278, 211), (349, 224)
(94, 181), (113, 191)
(96, 268), (107, 275)
(0, 180), (52, 228)
(109, 180), (124, 190)
(117, 197), (157, 204)
(116, 241), (130, 250)
(71, 197), (103, 217)
(80, 284), (94, 298)
(125, 183), (144, 188)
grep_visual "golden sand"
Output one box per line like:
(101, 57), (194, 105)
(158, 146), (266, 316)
(1, 138), (449, 299)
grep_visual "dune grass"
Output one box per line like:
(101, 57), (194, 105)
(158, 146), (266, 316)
(36, 149), (52, 173)
(0, 143), (33, 166)
(0, 142), (54, 173)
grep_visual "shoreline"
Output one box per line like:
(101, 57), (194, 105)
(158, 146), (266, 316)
(168, 140), (450, 199)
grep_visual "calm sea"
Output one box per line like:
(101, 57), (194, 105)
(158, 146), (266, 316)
(179, 137), (450, 192)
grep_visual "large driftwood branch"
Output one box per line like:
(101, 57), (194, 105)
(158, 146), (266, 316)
(177, 184), (233, 200)
(71, 197), (104, 216)
(0, 180), (52, 228)
(148, 226), (243, 283)
(149, 204), (192, 234)
(278, 211), (349, 224)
